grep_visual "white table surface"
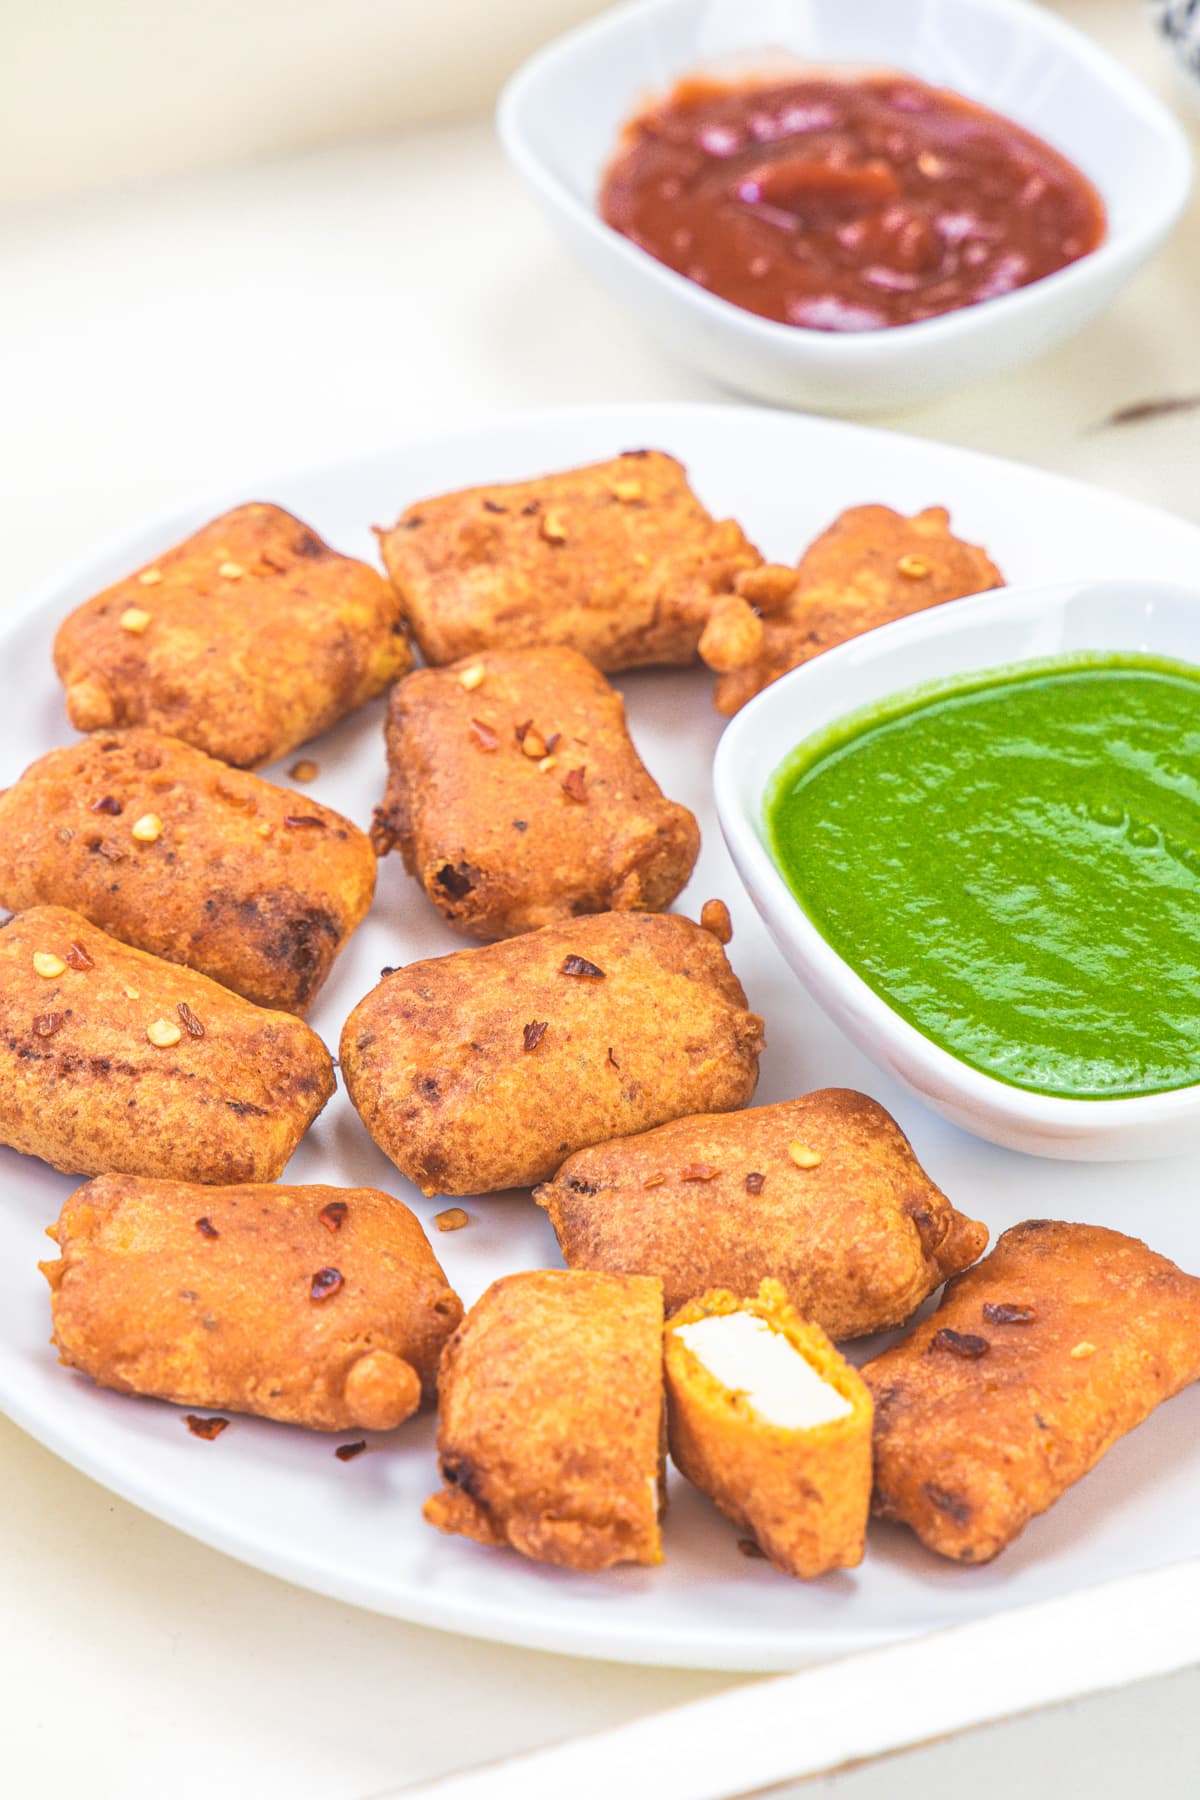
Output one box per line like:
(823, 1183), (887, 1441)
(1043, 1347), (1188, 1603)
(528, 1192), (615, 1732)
(4, 2), (1200, 1794)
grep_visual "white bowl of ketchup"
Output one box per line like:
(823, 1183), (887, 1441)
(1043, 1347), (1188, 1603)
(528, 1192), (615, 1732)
(498, 0), (1191, 414)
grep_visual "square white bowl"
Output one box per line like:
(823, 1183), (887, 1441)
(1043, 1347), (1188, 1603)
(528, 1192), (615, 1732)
(498, 0), (1192, 414)
(713, 576), (1200, 1161)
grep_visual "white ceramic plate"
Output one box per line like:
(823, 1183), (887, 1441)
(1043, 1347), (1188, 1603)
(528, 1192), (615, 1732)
(4, 402), (1200, 1673)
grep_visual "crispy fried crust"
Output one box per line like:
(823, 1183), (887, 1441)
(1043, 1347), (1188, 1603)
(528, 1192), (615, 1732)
(665, 1280), (872, 1578)
(864, 1220), (1200, 1563)
(535, 1090), (986, 1339)
(0, 729), (375, 1013)
(703, 505), (1004, 714)
(53, 503), (412, 767)
(41, 1177), (462, 1431)
(372, 646), (700, 938)
(0, 907), (334, 1183)
(377, 451), (761, 671)
(423, 1269), (664, 1569)
(340, 910), (764, 1195)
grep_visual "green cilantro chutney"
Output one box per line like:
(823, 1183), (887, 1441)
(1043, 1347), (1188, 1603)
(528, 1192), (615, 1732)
(766, 652), (1200, 1100)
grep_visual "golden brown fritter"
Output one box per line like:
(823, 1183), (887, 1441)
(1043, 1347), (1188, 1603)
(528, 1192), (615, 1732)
(340, 909), (764, 1195)
(42, 1177), (462, 1431)
(0, 729), (375, 1013)
(665, 1280), (872, 1579)
(865, 1219), (1200, 1564)
(377, 451), (761, 671)
(700, 505), (1004, 714)
(424, 1269), (664, 1569)
(535, 1090), (986, 1339)
(0, 907), (333, 1183)
(371, 646), (700, 938)
(53, 502), (412, 768)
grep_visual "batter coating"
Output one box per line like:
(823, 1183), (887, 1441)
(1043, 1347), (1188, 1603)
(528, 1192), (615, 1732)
(424, 1269), (665, 1569)
(666, 1280), (872, 1578)
(536, 1090), (986, 1339)
(377, 451), (761, 671)
(371, 646), (699, 938)
(340, 909), (764, 1195)
(42, 1177), (462, 1431)
(865, 1219), (1200, 1563)
(0, 729), (376, 1013)
(700, 505), (1004, 714)
(0, 907), (334, 1183)
(53, 502), (411, 767)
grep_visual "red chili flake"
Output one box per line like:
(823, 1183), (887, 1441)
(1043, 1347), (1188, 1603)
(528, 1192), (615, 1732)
(185, 1415), (229, 1440)
(311, 1267), (344, 1302)
(319, 1200), (348, 1233)
(195, 1216), (219, 1239)
(561, 766), (588, 803)
(469, 718), (499, 752)
(177, 1001), (205, 1038)
(523, 1020), (548, 1052)
(33, 1012), (64, 1037)
(744, 1171), (766, 1195)
(983, 1302), (1036, 1325)
(560, 955), (605, 979)
(91, 795), (122, 815)
(681, 1163), (719, 1182)
(931, 1328), (990, 1359)
(737, 1537), (767, 1559)
(96, 843), (126, 864)
(284, 815), (326, 829)
(606, 1046), (619, 1070)
(514, 718), (533, 745)
(521, 500), (541, 516)
(65, 942), (95, 971)
(544, 733), (562, 755)
(481, 499), (508, 514)
(335, 1440), (368, 1461)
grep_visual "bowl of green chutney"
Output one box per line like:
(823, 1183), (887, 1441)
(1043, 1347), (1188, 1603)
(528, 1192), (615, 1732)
(713, 575), (1200, 1160)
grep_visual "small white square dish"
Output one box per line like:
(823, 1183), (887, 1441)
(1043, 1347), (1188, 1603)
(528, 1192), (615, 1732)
(714, 575), (1200, 1162)
(498, 0), (1192, 414)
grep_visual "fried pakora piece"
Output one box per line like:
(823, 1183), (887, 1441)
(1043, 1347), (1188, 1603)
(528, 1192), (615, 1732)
(377, 451), (761, 671)
(53, 502), (411, 767)
(701, 505), (1004, 714)
(371, 646), (700, 938)
(424, 1269), (664, 1569)
(340, 909), (764, 1195)
(0, 729), (375, 1013)
(535, 1090), (986, 1339)
(865, 1220), (1200, 1563)
(665, 1279), (872, 1578)
(42, 1177), (462, 1431)
(0, 907), (334, 1183)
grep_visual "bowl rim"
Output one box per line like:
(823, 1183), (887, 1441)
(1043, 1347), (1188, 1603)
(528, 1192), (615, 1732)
(711, 574), (1200, 1134)
(497, 0), (1194, 361)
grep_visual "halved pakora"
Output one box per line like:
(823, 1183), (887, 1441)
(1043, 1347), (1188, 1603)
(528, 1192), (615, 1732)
(43, 1177), (462, 1431)
(866, 1219), (1200, 1563)
(701, 504), (1004, 714)
(666, 1280), (872, 1578)
(0, 906), (334, 1183)
(424, 1269), (665, 1570)
(371, 645), (700, 938)
(377, 451), (761, 671)
(0, 728), (375, 1012)
(535, 1089), (986, 1339)
(53, 502), (411, 767)
(340, 909), (764, 1195)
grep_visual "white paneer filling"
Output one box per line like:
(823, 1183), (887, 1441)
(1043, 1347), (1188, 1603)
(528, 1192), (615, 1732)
(674, 1311), (853, 1431)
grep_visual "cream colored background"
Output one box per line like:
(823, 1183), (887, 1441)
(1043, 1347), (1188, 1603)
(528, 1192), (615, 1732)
(0, 0), (611, 204)
(3, 2), (1200, 1796)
